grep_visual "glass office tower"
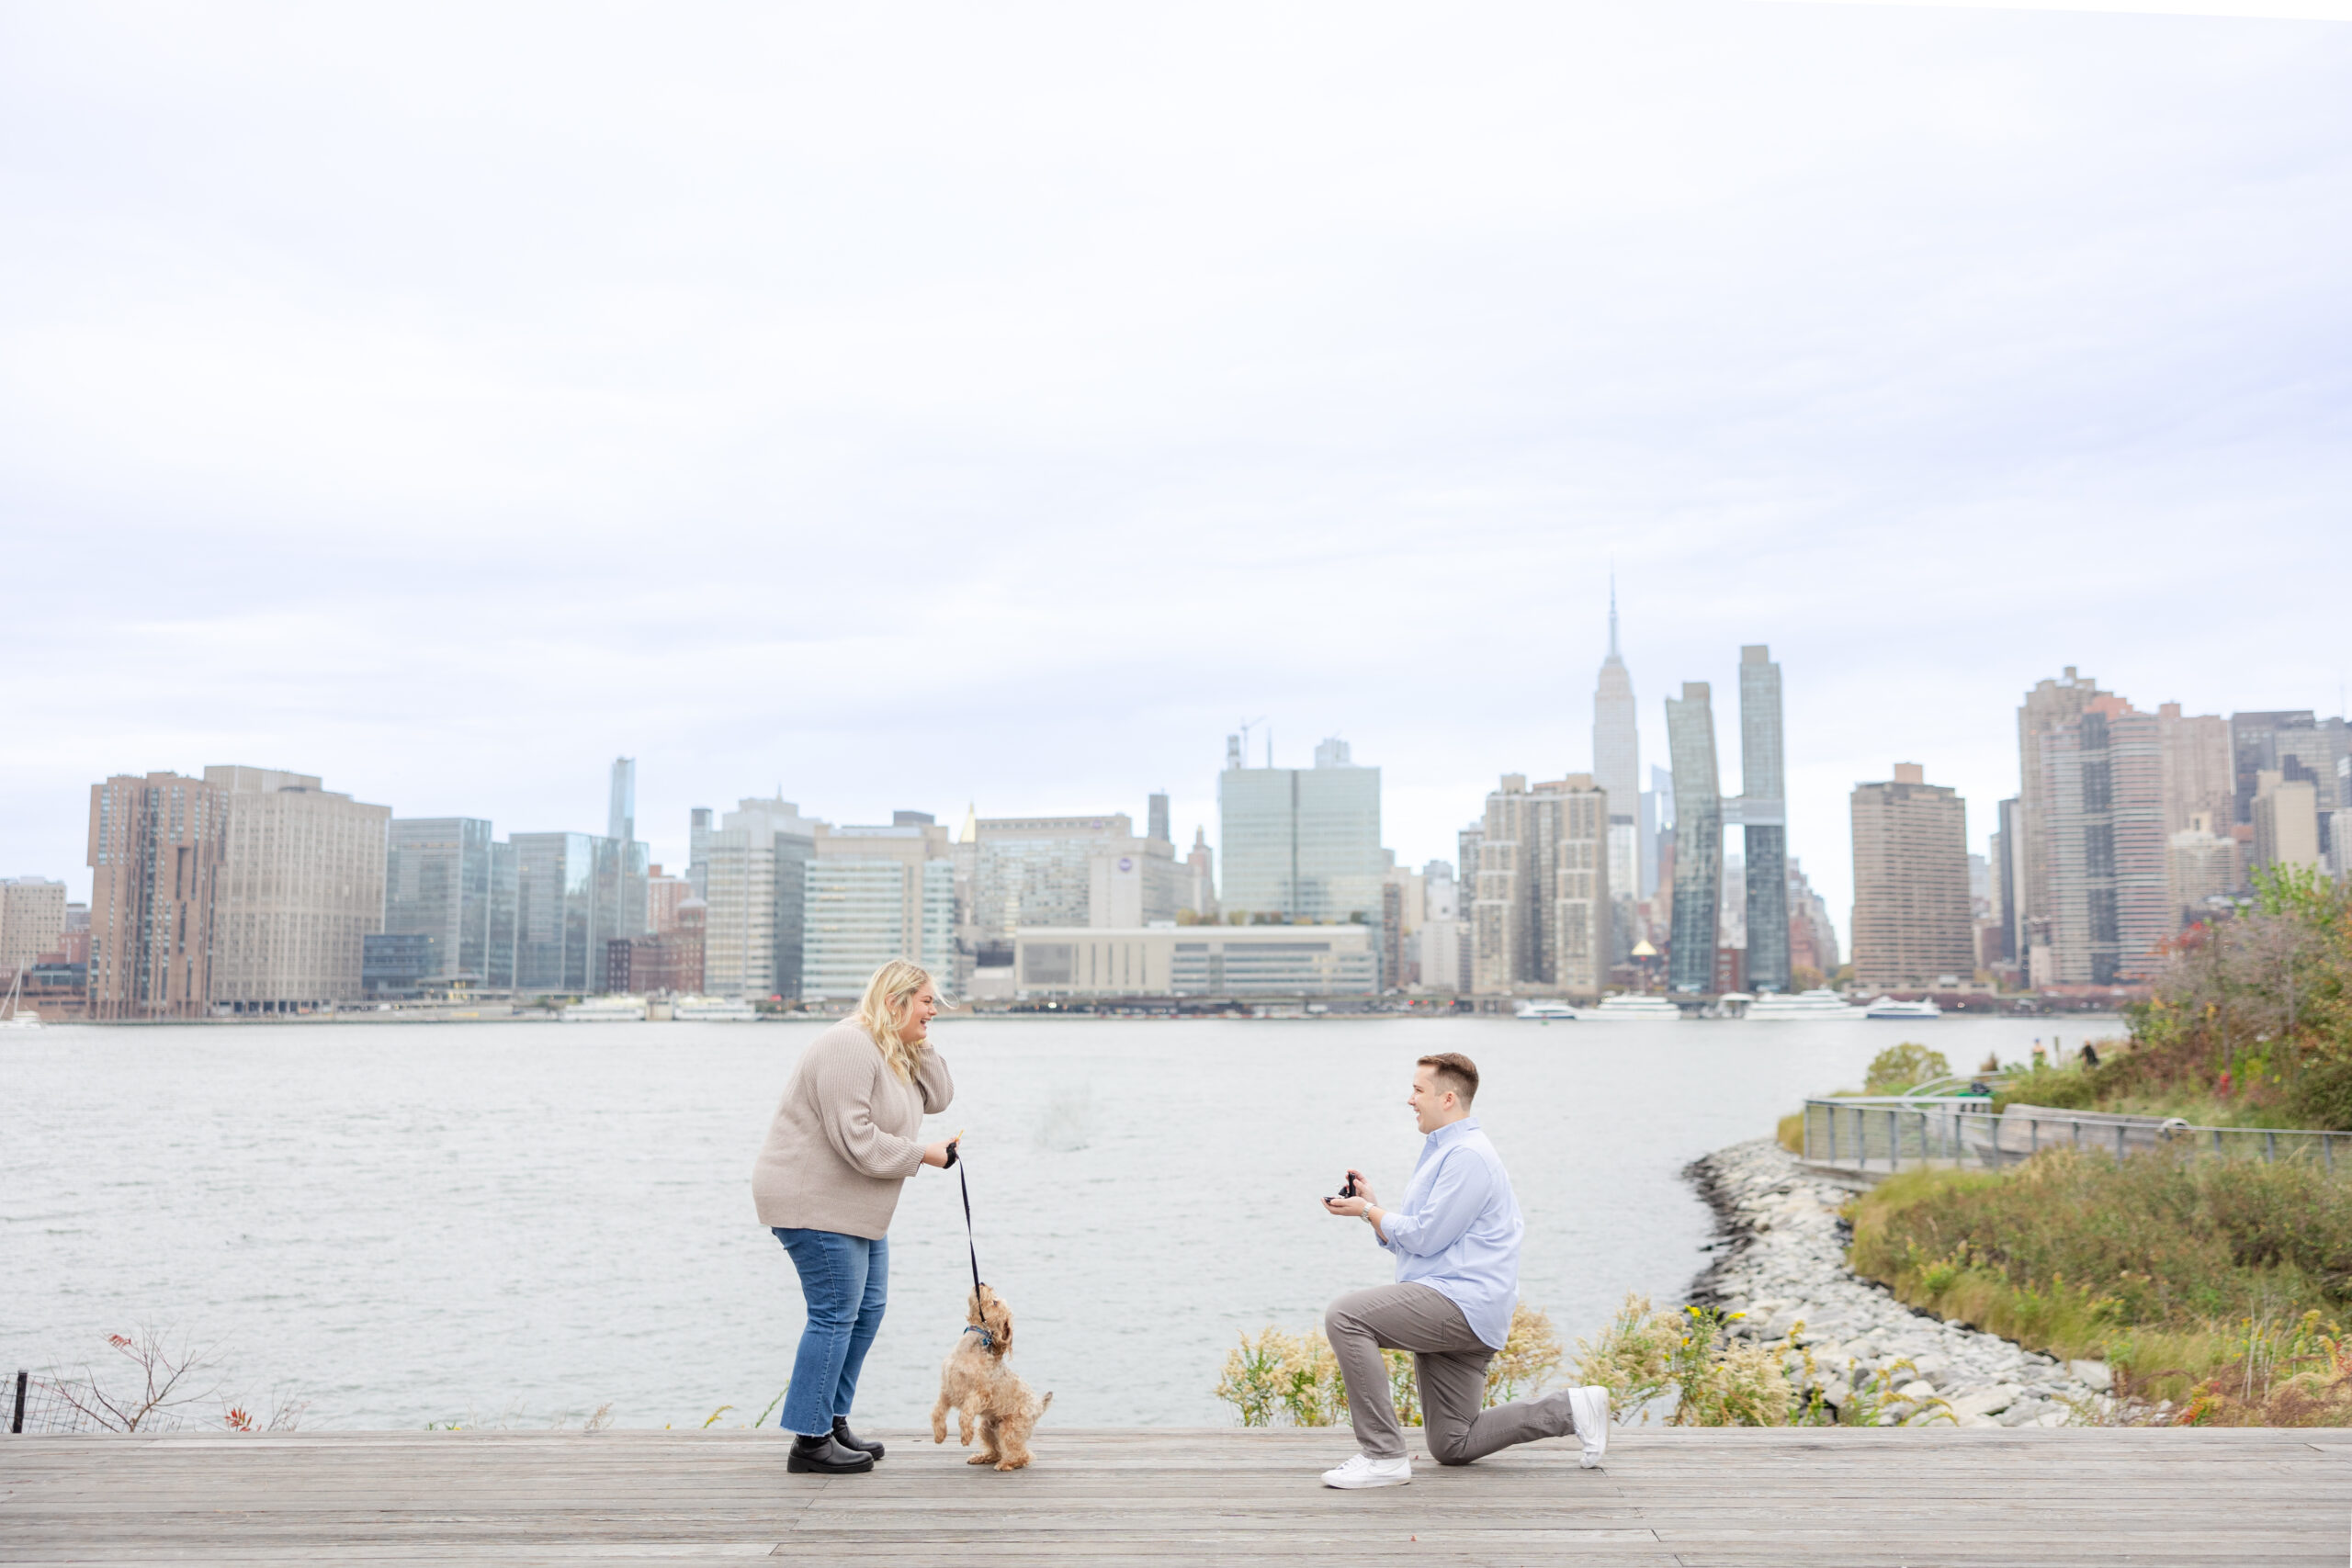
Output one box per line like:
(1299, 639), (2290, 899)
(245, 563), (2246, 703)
(1739, 646), (1791, 994)
(509, 831), (648, 993)
(1666, 683), (1724, 993)
(1218, 739), (1384, 922)
(384, 818), (495, 985)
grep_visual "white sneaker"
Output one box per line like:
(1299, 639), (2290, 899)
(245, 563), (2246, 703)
(1321, 1452), (1412, 1489)
(1567, 1385), (1610, 1469)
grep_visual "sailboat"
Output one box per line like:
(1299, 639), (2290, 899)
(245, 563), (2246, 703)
(2, 968), (43, 1031)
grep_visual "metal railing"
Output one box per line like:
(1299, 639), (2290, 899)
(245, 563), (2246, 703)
(1801, 1097), (2352, 1175)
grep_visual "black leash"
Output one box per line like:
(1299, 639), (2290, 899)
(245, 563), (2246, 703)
(948, 1137), (991, 1348)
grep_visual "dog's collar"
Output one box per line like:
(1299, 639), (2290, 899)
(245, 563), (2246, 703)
(962, 1325), (996, 1349)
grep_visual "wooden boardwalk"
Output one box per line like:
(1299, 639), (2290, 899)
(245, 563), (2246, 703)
(5, 1427), (2347, 1565)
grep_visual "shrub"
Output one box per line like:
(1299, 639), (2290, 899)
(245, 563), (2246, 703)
(1991, 1061), (2100, 1111)
(2122, 867), (2352, 1129)
(1572, 1294), (1792, 1426)
(1865, 1044), (1951, 1094)
(1213, 1303), (1562, 1427)
(2289, 1059), (2352, 1132)
(1213, 1325), (1345, 1427)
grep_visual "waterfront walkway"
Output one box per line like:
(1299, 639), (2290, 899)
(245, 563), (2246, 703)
(4, 1426), (2344, 1565)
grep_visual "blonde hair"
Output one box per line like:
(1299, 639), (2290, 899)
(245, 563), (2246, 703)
(855, 959), (937, 1083)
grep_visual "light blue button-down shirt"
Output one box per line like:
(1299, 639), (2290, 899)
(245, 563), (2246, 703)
(1375, 1116), (1522, 1350)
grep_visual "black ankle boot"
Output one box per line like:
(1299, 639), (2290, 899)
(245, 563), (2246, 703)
(786, 1432), (875, 1474)
(831, 1416), (885, 1461)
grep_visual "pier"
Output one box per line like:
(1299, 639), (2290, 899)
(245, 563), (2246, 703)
(5, 1426), (2343, 1565)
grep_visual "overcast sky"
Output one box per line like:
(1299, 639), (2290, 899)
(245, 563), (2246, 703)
(4, 2), (2348, 938)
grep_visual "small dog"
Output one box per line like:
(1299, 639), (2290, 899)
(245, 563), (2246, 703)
(930, 1283), (1051, 1471)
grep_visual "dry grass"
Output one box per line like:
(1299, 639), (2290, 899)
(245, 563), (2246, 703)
(1212, 1303), (1563, 1427)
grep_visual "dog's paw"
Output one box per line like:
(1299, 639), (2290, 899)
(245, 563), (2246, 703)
(995, 1457), (1031, 1471)
(966, 1453), (995, 1466)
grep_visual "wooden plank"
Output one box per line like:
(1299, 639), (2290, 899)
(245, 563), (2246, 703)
(3, 1427), (2346, 1568)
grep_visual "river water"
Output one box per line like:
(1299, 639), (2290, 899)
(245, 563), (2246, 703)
(5, 1014), (2107, 1430)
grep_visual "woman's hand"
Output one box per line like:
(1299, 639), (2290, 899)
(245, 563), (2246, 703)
(922, 1136), (960, 1168)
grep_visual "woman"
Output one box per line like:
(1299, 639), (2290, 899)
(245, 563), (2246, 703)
(752, 959), (957, 1475)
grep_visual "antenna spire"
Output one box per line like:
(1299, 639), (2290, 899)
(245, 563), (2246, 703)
(1608, 566), (1620, 659)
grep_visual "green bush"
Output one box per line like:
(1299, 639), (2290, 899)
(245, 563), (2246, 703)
(1992, 1061), (2100, 1111)
(1864, 1043), (1951, 1094)
(2288, 1059), (2352, 1133)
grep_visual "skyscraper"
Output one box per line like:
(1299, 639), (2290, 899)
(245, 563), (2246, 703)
(1591, 581), (1640, 958)
(1737, 645), (1790, 994)
(1990, 797), (2024, 965)
(206, 765), (390, 1011)
(699, 797), (820, 1000)
(2017, 667), (2113, 973)
(509, 829), (649, 995)
(1849, 763), (1973, 990)
(1184, 827), (1217, 919)
(607, 758), (636, 845)
(86, 772), (225, 1019)
(1218, 736), (1385, 922)
(1469, 774), (1611, 998)
(686, 807), (713, 899)
(804, 818), (955, 999)
(2041, 698), (2169, 985)
(1665, 683), (1723, 993)
(2229, 712), (2317, 824)
(2156, 705), (2233, 836)
(2253, 771), (2323, 874)
(1641, 763), (1672, 901)
(385, 818), (497, 986)
(1785, 856), (1840, 980)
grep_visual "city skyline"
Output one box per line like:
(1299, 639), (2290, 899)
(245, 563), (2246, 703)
(4, 7), (2350, 938)
(12, 645), (2351, 952)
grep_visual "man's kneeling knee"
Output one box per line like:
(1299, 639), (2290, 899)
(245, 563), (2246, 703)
(1424, 1425), (1477, 1467)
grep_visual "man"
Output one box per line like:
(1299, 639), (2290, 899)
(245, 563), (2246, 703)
(1318, 1051), (1608, 1489)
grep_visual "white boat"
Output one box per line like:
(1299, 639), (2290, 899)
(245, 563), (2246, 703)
(1864, 996), (1944, 1020)
(672, 996), (759, 1021)
(2, 968), (41, 1031)
(1742, 988), (1867, 1021)
(1578, 994), (1684, 1021)
(1513, 999), (1578, 1021)
(561, 995), (647, 1022)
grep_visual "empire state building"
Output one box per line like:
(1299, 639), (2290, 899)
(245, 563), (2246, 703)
(1591, 583), (1641, 933)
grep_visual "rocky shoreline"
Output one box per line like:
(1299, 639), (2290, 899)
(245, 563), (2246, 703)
(1683, 1137), (2108, 1427)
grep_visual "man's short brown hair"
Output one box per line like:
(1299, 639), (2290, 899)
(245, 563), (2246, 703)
(1417, 1052), (1479, 1106)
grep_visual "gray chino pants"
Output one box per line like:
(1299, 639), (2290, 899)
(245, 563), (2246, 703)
(1324, 1282), (1583, 1464)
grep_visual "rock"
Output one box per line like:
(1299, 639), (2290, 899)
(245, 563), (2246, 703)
(2068, 1359), (2113, 1393)
(1944, 1382), (2025, 1422)
(1684, 1139), (2086, 1435)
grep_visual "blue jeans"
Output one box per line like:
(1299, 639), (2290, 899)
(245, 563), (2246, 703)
(772, 1227), (889, 1438)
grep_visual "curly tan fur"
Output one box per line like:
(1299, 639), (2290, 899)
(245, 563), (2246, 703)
(929, 1284), (1051, 1471)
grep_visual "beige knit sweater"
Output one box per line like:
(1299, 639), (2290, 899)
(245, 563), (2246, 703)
(751, 1020), (956, 1238)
